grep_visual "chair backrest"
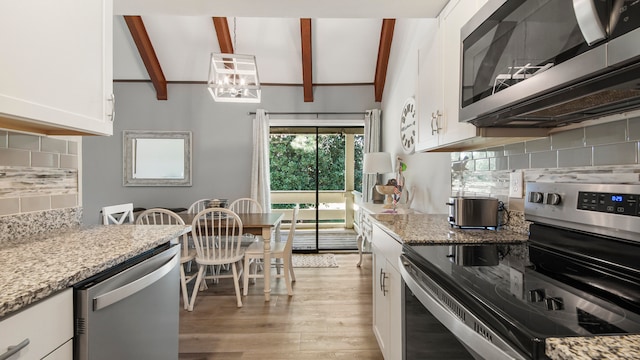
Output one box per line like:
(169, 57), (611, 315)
(187, 199), (211, 214)
(191, 208), (244, 262)
(228, 198), (263, 214)
(283, 206), (300, 253)
(135, 208), (190, 257)
(102, 203), (135, 225)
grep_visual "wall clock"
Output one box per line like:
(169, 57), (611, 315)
(400, 97), (416, 154)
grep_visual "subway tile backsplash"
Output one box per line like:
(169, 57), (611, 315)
(452, 116), (640, 213)
(0, 130), (80, 239)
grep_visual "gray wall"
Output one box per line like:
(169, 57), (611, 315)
(82, 82), (377, 224)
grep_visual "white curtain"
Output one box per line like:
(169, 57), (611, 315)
(363, 109), (382, 203)
(251, 109), (272, 211)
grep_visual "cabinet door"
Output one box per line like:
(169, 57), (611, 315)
(386, 262), (403, 360)
(0, 289), (72, 360)
(372, 246), (390, 358)
(438, 0), (478, 146)
(0, 0), (114, 136)
(416, 21), (443, 151)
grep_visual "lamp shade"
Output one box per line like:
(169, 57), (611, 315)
(363, 152), (393, 174)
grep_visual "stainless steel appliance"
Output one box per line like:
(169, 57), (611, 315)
(446, 196), (500, 228)
(400, 182), (640, 359)
(459, 0), (640, 128)
(74, 242), (180, 360)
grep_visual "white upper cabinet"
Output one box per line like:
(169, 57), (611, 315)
(0, 0), (114, 136)
(416, 0), (547, 152)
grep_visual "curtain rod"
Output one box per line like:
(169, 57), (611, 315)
(247, 111), (367, 116)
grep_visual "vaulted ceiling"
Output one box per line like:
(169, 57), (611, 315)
(112, 0), (449, 102)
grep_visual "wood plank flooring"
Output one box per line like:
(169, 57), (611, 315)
(178, 253), (383, 360)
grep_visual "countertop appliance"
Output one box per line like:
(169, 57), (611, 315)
(74, 242), (180, 360)
(459, 0), (640, 128)
(400, 182), (640, 359)
(446, 196), (500, 228)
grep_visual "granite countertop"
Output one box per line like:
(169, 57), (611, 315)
(0, 224), (190, 319)
(370, 213), (529, 244)
(546, 335), (640, 360)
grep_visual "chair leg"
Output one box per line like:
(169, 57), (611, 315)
(231, 263), (243, 308)
(188, 266), (206, 311)
(283, 256), (293, 296)
(289, 253), (296, 282)
(243, 256), (251, 296)
(180, 264), (189, 310)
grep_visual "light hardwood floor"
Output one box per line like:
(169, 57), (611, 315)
(178, 253), (383, 360)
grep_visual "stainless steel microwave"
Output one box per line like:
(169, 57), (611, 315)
(459, 0), (640, 128)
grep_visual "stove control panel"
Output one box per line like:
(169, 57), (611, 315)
(578, 191), (640, 216)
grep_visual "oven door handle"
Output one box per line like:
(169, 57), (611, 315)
(399, 255), (527, 360)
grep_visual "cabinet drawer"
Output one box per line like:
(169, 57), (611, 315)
(372, 225), (403, 270)
(0, 289), (73, 359)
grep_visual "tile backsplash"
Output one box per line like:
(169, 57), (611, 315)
(450, 116), (640, 233)
(0, 130), (81, 242)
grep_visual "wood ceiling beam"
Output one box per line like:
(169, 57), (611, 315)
(123, 16), (168, 100)
(212, 17), (234, 53)
(300, 18), (313, 102)
(374, 19), (395, 102)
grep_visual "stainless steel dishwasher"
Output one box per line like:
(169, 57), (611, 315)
(74, 242), (180, 360)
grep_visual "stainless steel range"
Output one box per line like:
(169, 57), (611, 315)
(400, 182), (640, 360)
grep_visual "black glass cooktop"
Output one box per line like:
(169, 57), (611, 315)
(403, 224), (640, 359)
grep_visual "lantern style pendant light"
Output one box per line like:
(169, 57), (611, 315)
(207, 18), (261, 103)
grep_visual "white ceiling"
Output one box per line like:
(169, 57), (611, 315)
(112, 0), (449, 87)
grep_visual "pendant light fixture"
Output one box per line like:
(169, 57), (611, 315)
(208, 17), (261, 103)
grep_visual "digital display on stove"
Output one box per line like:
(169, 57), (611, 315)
(578, 191), (640, 216)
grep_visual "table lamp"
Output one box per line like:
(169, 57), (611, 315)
(363, 152), (393, 204)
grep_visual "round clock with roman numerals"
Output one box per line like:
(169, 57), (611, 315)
(399, 97), (416, 154)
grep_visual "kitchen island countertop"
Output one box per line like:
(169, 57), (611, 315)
(371, 213), (529, 244)
(0, 224), (190, 319)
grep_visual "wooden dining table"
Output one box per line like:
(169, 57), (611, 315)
(179, 212), (284, 302)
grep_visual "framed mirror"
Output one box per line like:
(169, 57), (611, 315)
(123, 130), (192, 186)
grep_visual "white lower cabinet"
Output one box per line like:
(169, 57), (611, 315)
(372, 224), (402, 360)
(0, 289), (73, 359)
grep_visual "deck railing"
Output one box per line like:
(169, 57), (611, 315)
(270, 190), (356, 230)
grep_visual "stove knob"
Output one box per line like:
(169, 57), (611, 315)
(528, 289), (546, 302)
(545, 193), (562, 205)
(545, 297), (564, 311)
(529, 192), (544, 203)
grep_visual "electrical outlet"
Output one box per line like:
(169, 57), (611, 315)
(509, 170), (523, 198)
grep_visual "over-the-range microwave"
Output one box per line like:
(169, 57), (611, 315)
(459, 0), (640, 128)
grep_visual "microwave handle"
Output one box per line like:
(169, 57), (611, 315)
(572, 0), (606, 45)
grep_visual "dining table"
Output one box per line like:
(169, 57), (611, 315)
(178, 212), (284, 302)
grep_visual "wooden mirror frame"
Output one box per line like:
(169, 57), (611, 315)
(123, 130), (192, 187)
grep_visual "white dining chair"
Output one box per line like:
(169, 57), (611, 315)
(228, 198), (263, 214)
(187, 199), (211, 214)
(101, 203), (135, 225)
(136, 208), (197, 310)
(243, 206), (299, 296)
(188, 208), (246, 310)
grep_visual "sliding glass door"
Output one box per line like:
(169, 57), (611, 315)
(270, 126), (363, 252)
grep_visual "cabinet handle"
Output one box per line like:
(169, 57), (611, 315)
(0, 338), (30, 360)
(107, 93), (116, 122)
(431, 110), (442, 135)
(379, 268), (388, 296)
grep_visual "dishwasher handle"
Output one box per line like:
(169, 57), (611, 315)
(93, 249), (179, 311)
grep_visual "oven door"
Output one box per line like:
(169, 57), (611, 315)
(399, 254), (527, 360)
